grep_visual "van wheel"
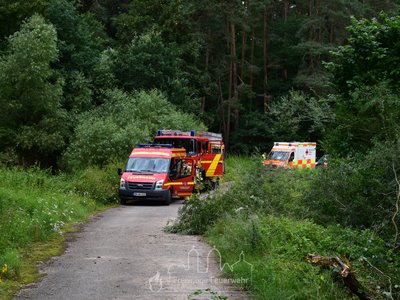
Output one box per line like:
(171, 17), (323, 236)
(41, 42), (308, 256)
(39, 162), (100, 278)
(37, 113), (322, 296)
(120, 198), (127, 205)
(164, 190), (171, 205)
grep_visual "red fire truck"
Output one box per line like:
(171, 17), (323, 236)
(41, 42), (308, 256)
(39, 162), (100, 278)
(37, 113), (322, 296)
(118, 130), (224, 205)
(154, 130), (224, 188)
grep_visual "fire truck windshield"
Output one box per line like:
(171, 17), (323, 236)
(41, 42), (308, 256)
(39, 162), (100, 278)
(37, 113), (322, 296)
(268, 151), (290, 161)
(154, 138), (197, 155)
(125, 157), (170, 173)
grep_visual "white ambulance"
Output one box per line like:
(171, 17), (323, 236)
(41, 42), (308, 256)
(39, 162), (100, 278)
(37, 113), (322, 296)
(263, 142), (316, 169)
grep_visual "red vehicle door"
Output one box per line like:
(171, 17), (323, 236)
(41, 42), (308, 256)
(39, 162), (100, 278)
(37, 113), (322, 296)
(166, 158), (196, 198)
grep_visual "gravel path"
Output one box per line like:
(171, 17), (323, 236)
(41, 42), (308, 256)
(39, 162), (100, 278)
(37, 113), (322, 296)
(15, 200), (249, 300)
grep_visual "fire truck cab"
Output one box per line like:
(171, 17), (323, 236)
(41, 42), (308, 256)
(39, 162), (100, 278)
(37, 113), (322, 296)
(263, 142), (316, 169)
(118, 144), (196, 205)
(154, 130), (225, 187)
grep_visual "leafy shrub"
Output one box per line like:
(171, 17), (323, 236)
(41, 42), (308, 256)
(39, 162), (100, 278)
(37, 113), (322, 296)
(72, 162), (120, 204)
(306, 139), (400, 240)
(167, 156), (312, 234)
(64, 89), (205, 169)
(207, 215), (399, 300)
(166, 156), (262, 234)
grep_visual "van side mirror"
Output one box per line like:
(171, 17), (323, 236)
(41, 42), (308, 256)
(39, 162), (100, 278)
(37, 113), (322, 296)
(117, 168), (122, 176)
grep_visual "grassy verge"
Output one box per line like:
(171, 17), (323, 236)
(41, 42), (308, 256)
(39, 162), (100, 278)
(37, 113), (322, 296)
(0, 166), (119, 299)
(167, 156), (400, 299)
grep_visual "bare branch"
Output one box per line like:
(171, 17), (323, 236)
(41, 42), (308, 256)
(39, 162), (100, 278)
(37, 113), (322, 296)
(361, 256), (393, 300)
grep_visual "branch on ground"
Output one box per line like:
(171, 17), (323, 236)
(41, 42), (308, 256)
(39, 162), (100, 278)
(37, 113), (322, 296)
(306, 253), (371, 300)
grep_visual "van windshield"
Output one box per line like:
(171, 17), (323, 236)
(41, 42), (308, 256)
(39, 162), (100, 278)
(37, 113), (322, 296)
(268, 151), (290, 161)
(125, 157), (170, 173)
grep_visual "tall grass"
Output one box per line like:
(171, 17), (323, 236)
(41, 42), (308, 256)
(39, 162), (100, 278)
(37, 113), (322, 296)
(0, 165), (118, 287)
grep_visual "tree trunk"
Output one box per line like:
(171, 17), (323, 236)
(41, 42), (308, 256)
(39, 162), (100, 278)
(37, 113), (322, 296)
(263, 9), (268, 87)
(241, 30), (246, 81)
(230, 21), (239, 132)
(201, 32), (210, 113)
(218, 77), (228, 147)
(283, 0), (289, 22)
(283, 0), (289, 80)
(250, 30), (255, 88)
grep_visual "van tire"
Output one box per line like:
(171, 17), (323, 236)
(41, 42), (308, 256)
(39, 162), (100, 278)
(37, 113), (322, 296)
(120, 198), (127, 205)
(164, 190), (172, 205)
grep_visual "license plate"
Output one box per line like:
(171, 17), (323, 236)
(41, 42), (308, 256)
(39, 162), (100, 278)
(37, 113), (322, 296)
(133, 192), (146, 197)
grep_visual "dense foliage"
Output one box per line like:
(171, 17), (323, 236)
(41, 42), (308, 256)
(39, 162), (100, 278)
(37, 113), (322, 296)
(1, 0), (399, 166)
(167, 156), (400, 299)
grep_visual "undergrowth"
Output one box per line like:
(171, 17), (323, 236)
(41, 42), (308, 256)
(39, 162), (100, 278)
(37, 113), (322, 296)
(167, 156), (400, 299)
(0, 165), (119, 297)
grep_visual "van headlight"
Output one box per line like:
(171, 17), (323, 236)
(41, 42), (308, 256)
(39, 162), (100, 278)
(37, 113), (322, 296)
(155, 180), (164, 190)
(120, 178), (126, 189)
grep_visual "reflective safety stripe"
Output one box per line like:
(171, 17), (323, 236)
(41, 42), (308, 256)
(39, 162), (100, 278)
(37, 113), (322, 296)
(201, 160), (223, 164)
(206, 154), (222, 177)
(178, 192), (192, 197)
(164, 182), (195, 187)
(289, 159), (316, 169)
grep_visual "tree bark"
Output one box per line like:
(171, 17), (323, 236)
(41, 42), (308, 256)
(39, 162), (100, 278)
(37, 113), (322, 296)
(241, 30), (246, 81)
(218, 77), (228, 147)
(283, 0), (289, 80)
(230, 21), (239, 132)
(250, 30), (255, 87)
(201, 31), (210, 113)
(263, 9), (268, 87)
(283, 0), (289, 22)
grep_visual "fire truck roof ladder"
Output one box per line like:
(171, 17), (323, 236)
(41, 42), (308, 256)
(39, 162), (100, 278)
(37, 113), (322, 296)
(198, 131), (222, 140)
(157, 130), (195, 136)
(137, 144), (173, 148)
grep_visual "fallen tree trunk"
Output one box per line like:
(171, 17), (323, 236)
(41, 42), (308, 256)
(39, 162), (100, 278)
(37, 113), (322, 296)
(306, 253), (371, 300)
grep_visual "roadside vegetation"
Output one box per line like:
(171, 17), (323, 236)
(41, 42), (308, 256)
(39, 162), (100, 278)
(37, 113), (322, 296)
(0, 165), (119, 297)
(168, 156), (400, 299)
(168, 14), (400, 299)
(1, 1), (400, 299)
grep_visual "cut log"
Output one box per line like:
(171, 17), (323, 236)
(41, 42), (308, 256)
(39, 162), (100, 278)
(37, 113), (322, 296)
(306, 253), (371, 300)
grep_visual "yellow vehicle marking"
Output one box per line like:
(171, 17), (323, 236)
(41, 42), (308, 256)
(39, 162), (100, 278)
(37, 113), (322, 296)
(206, 154), (222, 177)
(178, 193), (192, 196)
(164, 182), (195, 187)
(164, 182), (182, 186)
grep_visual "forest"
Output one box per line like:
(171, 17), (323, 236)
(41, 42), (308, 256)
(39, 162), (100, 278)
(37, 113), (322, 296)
(1, 0), (400, 299)
(0, 0), (399, 166)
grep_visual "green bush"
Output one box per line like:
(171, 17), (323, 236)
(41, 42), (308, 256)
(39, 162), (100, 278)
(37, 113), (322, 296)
(167, 156), (312, 234)
(306, 139), (400, 240)
(207, 215), (399, 300)
(72, 163), (120, 204)
(64, 88), (205, 169)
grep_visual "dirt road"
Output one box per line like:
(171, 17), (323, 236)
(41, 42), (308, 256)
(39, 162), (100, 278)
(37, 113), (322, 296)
(15, 201), (249, 300)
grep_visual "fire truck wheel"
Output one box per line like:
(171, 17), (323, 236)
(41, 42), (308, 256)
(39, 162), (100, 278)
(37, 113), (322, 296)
(164, 190), (172, 205)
